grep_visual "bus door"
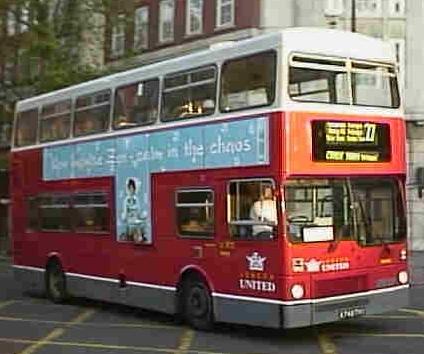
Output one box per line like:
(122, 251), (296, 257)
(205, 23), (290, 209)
(217, 178), (282, 297)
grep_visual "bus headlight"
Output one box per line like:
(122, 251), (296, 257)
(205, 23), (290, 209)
(291, 284), (304, 299)
(398, 271), (408, 284)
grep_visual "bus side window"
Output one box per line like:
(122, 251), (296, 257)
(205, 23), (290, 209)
(227, 179), (277, 240)
(176, 189), (214, 238)
(74, 90), (111, 136)
(220, 51), (276, 112)
(161, 66), (216, 122)
(14, 109), (38, 147)
(113, 79), (159, 129)
(40, 100), (71, 142)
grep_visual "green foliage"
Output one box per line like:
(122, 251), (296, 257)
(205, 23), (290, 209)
(0, 0), (111, 98)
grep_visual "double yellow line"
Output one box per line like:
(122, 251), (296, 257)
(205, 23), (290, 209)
(18, 308), (96, 354)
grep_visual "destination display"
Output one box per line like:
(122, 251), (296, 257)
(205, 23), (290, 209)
(312, 120), (391, 162)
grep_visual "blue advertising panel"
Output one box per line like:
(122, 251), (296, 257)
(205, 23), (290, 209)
(43, 116), (269, 243)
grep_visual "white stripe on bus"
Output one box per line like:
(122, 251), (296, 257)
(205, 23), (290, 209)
(13, 265), (408, 305)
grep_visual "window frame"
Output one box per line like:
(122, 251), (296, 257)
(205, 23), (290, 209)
(159, 0), (175, 43)
(14, 108), (39, 147)
(73, 89), (112, 137)
(25, 192), (110, 235)
(73, 192), (111, 234)
(38, 194), (72, 233)
(134, 6), (149, 51)
(219, 50), (277, 113)
(113, 78), (159, 129)
(288, 53), (401, 109)
(175, 188), (215, 239)
(216, 0), (235, 29)
(227, 178), (278, 241)
(111, 14), (126, 58)
(161, 65), (217, 122)
(39, 99), (72, 143)
(186, 0), (203, 36)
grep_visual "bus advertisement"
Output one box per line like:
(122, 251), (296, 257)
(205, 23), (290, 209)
(11, 28), (408, 329)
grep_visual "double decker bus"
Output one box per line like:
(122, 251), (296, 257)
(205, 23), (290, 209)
(11, 28), (408, 329)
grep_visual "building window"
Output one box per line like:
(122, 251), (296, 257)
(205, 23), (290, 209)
(216, 0), (234, 28)
(176, 189), (214, 238)
(388, 0), (405, 17)
(111, 14), (125, 58)
(159, 0), (175, 43)
(134, 6), (149, 50)
(356, 0), (382, 17)
(324, 0), (344, 16)
(186, 0), (203, 36)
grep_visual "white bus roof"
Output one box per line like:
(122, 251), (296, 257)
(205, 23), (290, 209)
(16, 28), (396, 111)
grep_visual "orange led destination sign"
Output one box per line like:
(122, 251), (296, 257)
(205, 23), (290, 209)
(312, 121), (391, 162)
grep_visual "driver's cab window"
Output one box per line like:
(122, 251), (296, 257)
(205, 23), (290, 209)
(285, 179), (352, 243)
(228, 179), (277, 240)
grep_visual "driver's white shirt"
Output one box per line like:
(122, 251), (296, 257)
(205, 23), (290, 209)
(250, 199), (277, 235)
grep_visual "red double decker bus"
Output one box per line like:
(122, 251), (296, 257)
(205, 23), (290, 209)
(11, 28), (408, 329)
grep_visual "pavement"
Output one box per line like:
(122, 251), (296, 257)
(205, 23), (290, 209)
(410, 250), (424, 285)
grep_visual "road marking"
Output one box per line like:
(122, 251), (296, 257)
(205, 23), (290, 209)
(0, 337), (228, 354)
(0, 315), (178, 329)
(399, 308), (424, 318)
(17, 308), (96, 354)
(365, 315), (416, 319)
(333, 332), (424, 338)
(175, 329), (195, 354)
(0, 300), (16, 310)
(18, 328), (65, 354)
(317, 332), (338, 354)
(67, 308), (96, 325)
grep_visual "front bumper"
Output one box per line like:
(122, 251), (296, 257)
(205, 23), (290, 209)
(282, 284), (409, 328)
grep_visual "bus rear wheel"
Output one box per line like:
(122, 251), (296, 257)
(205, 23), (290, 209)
(183, 278), (213, 330)
(46, 262), (67, 303)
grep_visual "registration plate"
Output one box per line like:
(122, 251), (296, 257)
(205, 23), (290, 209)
(338, 307), (366, 320)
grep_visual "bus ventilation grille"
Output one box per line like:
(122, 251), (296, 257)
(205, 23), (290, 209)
(314, 275), (368, 298)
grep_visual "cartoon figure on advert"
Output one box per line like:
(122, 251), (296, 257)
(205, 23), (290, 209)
(121, 177), (146, 243)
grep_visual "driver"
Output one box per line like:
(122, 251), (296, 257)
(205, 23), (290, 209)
(250, 185), (277, 237)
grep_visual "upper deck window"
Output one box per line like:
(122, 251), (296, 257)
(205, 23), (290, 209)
(40, 100), (71, 142)
(289, 54), (400, 108)
(161, 66), (216, 121)
(114, 79), (159, 129)
(14, 109), (38, 147)
(74, 90), (111, 136)
(220, 51), (276, 112)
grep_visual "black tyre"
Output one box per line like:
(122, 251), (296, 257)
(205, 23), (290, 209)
(46, 262), (67, 303)
(183, 278), (213, 330)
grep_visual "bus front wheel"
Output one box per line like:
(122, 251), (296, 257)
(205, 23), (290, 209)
(46, 261), (67, 303)
(183, 278), (213, 330)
